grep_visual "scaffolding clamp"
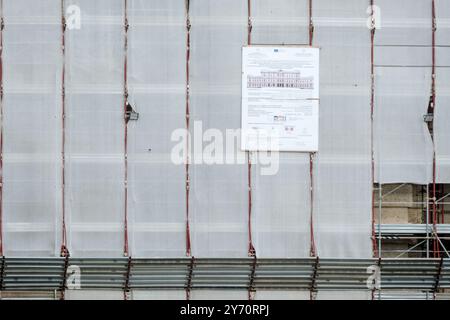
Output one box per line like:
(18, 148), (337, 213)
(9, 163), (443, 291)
(434, 257), (444, 293)
(310, 256), (320, 292)
(248, 255), (257, 296)
(185, 256), (195, 300)
(123, 256), (132, 294)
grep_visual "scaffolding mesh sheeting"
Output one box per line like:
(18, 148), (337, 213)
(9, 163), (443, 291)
(374, 0), (434, 184)
(250, 0), (311, 258)
(188, 0), (249, 258)
(64, 0), (125, 257)
(2, 0), (62, 257)
(312, 0), (372, 258)
(0, 0), (448, 263)
(435, 0), (450, 183)
(127, 0), (187, 257)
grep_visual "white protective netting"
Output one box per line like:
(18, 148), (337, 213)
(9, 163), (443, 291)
(2, 0), (62, 256)
(435, 0), (450, 183)
(250, 0), (311, 258)
(374, 0), (434, 184)
(127, 0), (186, 257)
(1, 0), (446, 262)
(312, 0), (372, 258)
(65, 0), (125, 257)
(188, 0), (249, 258)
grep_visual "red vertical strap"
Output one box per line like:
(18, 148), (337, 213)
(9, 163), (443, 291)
(60, 0), (69, 258)
(247, 0), (255, 258)
(370, 0), (378, 257)
(123, 0), (130, 257)
(0, 0), (4, 257)
(185, 0), (192, 257)
(309, 154), (316, 257)
(431, 0), (438, 258)
(308, 0), (317, 258)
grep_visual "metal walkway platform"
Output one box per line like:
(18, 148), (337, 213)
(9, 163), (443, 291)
(1, 257), (449, 293)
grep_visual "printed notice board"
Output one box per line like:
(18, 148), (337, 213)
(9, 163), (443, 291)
(241, 46), (319, 152)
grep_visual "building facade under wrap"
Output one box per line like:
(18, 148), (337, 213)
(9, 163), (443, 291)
(0, 0), (449, 300)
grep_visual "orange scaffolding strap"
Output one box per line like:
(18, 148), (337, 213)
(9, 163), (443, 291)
(185, 0), (192, 257)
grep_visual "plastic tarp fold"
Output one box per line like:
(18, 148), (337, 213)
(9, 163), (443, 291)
(374, 0), (434, 184)
(2, 0), (62, 256)
(312, 0), (372, 258)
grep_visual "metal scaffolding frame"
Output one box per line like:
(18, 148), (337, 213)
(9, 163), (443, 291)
(375, 183), (450, 258)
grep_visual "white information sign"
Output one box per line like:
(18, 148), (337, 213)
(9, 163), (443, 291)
(241, 46), (319, 152)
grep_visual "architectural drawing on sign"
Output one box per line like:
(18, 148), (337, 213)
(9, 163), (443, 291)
(247, 70), (314, 89)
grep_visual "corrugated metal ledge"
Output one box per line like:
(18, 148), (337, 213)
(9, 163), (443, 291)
(0, 257), (449, 292)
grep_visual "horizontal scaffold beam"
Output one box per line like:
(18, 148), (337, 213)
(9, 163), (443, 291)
(0, 257), (449, 292)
